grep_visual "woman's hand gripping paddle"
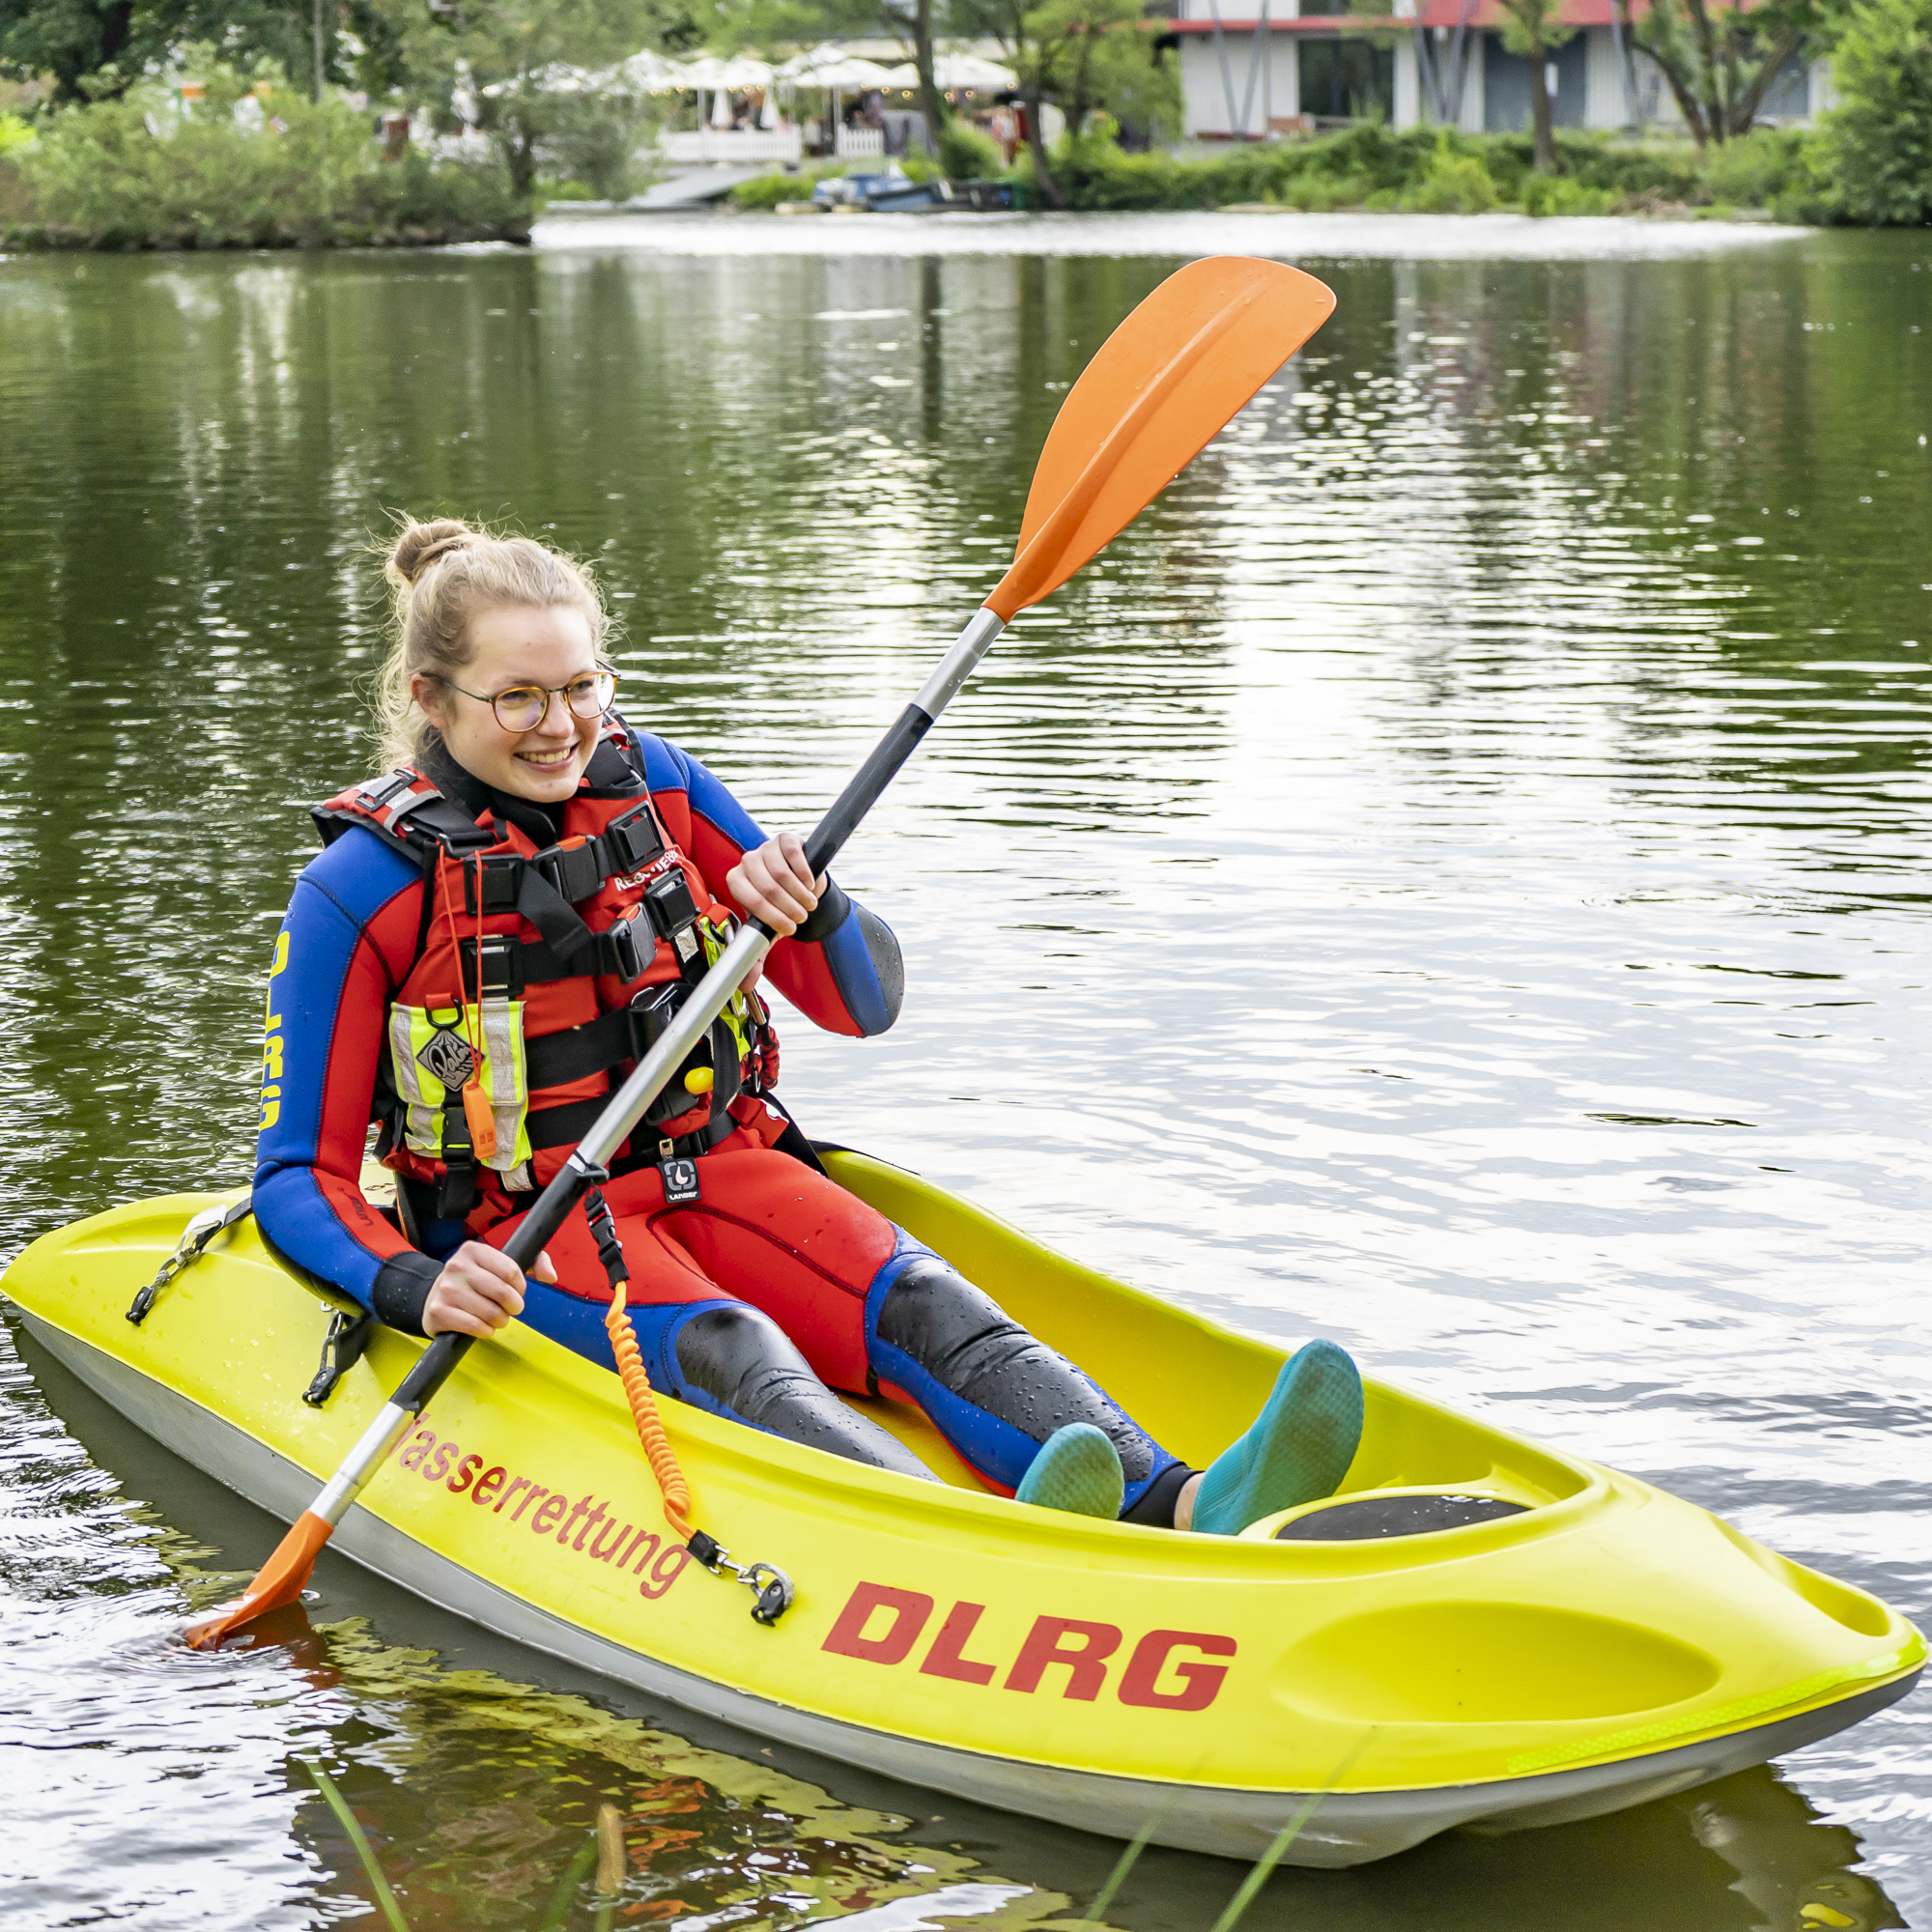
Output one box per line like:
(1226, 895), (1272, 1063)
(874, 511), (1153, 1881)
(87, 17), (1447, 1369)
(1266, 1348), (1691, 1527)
(184, 256), (1335, 1650)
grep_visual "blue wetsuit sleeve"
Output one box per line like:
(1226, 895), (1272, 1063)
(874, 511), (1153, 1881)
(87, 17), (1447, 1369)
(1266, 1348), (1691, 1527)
(251, 829), (441, 1331)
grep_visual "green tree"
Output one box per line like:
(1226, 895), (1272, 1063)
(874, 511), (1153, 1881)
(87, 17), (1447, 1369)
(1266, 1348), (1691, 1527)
(1616, 0), (1816, 144)
(1494, 0), (1574, 172)
(953, 0), (1172, 206)
(0, 0), (423, 106)
(396, 0), (661, 199)
(1812, 0), (1932, 220)
(0, 0), (138, 101)
(882, 0), (948, 138)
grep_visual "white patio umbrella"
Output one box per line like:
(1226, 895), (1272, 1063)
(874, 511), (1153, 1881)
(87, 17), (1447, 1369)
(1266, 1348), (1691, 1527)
(674, 53), (776, 89)
(879, 52), (1017, 90)
(780, 46), (895, 88)
(616, 49), (688, 92)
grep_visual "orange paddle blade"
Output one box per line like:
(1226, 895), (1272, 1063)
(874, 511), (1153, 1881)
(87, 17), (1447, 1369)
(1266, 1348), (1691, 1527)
(987, 258), (1334, 622)
(184, 1509), (333, 1649)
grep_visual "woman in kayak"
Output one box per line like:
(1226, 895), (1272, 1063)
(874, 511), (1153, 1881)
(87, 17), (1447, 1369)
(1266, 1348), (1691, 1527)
(253, 519), (1363, 1532)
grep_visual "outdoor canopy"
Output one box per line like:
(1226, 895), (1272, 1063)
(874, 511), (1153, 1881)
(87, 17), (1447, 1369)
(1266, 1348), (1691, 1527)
(775, 43), (898, 87)
(673, 53), (778, 89)
(878, 52), (1018, 89)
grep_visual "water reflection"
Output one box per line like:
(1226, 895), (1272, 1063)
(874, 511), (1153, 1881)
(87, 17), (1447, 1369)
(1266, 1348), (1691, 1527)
(0, 234), (1926, 1923)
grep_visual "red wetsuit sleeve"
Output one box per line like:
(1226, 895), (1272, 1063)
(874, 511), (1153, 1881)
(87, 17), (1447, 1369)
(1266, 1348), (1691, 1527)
(648, 740), (903, 1039)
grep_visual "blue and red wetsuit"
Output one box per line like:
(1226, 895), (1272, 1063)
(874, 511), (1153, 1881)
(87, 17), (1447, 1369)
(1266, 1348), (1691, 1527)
(253, 731), (1188, 1518)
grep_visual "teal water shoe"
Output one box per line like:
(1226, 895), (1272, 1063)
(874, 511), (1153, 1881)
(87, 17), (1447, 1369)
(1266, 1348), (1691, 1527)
(1190, 1339), (1363, 1536)
(1014, 1423), (1125, 1520)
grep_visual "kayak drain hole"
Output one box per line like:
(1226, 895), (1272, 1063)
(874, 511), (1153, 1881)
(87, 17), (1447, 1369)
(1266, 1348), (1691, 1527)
(1275, 1494), (1529, 1541)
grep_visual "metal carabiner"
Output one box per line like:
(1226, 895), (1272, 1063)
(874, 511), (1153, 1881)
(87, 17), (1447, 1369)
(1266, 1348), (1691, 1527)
(686, 1532), (795, 1626)
(126, 1201), (245, 1325)
(733, 1560), (796, 1627)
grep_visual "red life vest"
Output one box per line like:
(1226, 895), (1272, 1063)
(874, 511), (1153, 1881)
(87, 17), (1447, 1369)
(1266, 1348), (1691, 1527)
(314, 727), (778, 1223)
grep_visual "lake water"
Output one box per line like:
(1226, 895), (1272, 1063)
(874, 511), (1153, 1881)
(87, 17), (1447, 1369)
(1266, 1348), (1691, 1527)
(0, 213), (1926, 1929)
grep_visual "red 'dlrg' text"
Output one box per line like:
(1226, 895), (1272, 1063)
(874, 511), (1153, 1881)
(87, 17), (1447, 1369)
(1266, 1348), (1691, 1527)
(821, 1582), (1236, 1711)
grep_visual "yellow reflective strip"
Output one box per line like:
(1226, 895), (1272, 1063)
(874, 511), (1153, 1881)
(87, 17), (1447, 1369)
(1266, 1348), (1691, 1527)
(476, 998), (530, 1169)
(390, 1007), (446, 1155)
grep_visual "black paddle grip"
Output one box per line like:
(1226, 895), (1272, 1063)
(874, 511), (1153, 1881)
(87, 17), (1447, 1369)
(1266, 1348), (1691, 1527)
(394, 1151), (603, 1413)
(803, 703), (932, 879)
(395, 1330), (473, 1412)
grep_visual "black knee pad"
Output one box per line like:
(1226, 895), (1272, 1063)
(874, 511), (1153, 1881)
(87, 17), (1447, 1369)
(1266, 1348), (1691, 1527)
(876, 1256), (1154, 1483)
(673, 1304), (934, 1481)
(674, 1303), (809, 1418)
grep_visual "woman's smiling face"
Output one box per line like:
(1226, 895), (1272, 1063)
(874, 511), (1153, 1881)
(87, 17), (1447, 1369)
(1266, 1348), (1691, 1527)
(413, 604), (603, 802)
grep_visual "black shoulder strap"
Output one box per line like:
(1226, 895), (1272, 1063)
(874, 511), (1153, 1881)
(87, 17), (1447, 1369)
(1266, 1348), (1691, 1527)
(583, 733), (647, 794)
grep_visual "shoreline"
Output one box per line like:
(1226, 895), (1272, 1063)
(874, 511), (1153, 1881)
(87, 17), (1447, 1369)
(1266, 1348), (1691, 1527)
(530, 204), (1813, 261)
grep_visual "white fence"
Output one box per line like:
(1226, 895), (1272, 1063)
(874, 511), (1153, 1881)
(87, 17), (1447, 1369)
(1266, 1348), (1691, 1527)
(656, 123), (886, 166)
(659, 127), (803, 165)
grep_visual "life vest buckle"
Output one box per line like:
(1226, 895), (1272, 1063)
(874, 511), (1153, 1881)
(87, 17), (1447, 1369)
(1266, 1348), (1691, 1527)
(463, 855), (524, 916)
(533, 838), (603, 905)
(643, 870), (701, 963)
(355, 771), (416, 810)
(605, 911), (645, 983)
(601, 798), (666, 874)
(458, 932), (525, 1003)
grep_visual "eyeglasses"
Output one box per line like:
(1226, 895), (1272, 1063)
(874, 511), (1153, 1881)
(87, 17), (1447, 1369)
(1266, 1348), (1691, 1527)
(439, 668), (619, 734)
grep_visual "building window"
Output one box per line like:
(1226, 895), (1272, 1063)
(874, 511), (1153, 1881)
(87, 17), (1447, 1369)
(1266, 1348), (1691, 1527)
(1482, 32), (1587, 130)
(1299, 37), (1395, 119)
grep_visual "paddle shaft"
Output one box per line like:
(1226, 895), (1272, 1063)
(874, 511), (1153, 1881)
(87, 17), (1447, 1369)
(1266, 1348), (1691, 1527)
(352, 604), (1011, 1465)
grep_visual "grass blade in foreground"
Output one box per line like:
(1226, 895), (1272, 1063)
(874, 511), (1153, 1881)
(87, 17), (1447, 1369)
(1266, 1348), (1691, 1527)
(183, 255), (1337, 1651)
(1078, 1797), (1177, 1925)
(301, 1759), (412, 1932)
(1208, 1731), (1376, 1932)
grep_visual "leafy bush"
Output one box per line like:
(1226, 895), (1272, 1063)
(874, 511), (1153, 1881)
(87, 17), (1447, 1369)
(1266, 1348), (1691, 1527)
(729, 168), (816, 209)
(544, 93), (659, 202)
(1520, 171), (1612, 213)
(1048, 124), (1794, 214)
(6, 58), (522, 246)
(1811, 0), (1932, 224)
(1702, 126), (1809, 207)
(938, 119), (1002, 180)
(1405, 134), (1499, 212)
(0, 111), (32, 157)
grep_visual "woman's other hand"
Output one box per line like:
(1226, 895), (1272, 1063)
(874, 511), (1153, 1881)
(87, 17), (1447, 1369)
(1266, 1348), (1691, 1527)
(422, 1241), (556, 1339)
(727, 833), (826, 938)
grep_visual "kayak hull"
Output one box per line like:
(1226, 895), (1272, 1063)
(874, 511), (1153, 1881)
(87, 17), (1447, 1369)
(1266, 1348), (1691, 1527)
(5, 1154), (1921, 1867)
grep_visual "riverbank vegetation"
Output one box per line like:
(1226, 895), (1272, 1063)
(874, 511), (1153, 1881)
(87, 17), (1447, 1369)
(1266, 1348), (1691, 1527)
(0, 65), (524, 246)
(726, 119), (1838, 219)
(2, 0), (1930, 244)
(723, 0), (1932, 229)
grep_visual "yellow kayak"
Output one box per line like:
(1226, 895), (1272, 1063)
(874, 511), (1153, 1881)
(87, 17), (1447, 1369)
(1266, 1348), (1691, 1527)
(3, 1149), (1919, 1868)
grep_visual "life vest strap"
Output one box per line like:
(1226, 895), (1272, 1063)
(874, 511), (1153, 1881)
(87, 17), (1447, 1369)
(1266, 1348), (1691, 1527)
(522, 1005), (638, 1090)
(456, 924), (648, 1000)
(522, 1098), (737, 1161)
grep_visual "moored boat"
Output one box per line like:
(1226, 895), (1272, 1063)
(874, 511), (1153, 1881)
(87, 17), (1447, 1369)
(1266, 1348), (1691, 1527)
(4, 1148), (1919, 1868)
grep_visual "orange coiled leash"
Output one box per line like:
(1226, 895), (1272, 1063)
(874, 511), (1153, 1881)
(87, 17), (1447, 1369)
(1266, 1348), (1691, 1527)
(582, 1186), (794, 1625)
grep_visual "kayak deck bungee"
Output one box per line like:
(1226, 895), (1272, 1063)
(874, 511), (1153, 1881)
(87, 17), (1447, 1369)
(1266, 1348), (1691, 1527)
(4, 1150), (1920, 1868)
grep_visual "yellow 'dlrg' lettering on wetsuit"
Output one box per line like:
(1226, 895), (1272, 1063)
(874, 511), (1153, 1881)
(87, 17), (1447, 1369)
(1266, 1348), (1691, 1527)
(259, 930), (289, 1131)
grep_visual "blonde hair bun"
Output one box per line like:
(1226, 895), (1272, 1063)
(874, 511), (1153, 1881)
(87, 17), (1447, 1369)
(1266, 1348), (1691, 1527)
(389, 518), (479, 586)
(371, 515), (612, 770)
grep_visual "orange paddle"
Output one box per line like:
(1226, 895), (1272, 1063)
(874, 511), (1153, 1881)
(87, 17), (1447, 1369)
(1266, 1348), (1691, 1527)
(185, 255), (1334, 1650)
